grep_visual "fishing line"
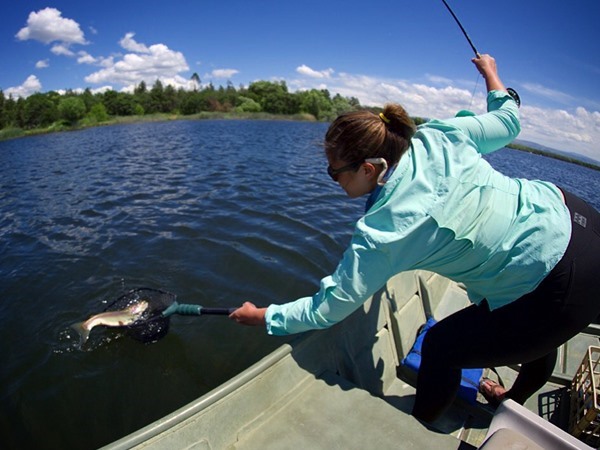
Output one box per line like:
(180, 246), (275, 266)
(469, 73), (480, 110)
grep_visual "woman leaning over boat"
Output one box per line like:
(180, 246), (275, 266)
(230, 54), (600, 422)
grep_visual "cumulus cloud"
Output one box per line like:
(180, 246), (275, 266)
(521, 82), (574, 105)
(85, 34), (189, 87)
(16, 8), (86, 45)
(209, 69), (239, 79)
(77, 51), (96, 64)
(296, 64), (334, 79)
(35, 59), (49, 69)
(51, 43), (75, 56)
(287, 71), (600, 160)
(119, 32), (150, 54)
(518, 105), (600, 160)
(5, 75), (42, 98)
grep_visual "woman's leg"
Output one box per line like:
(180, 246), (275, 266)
(412, 191), (600, 422)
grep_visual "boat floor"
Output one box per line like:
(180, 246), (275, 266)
(229, 366), (574, 449)
(106, 272), (599, 449)
(233, 371), (466, 450)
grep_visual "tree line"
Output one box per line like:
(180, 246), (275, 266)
(0, 78), (368, 132)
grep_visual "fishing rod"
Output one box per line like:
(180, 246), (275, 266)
(440, 0), (521, 107)
(441, 0), (479, 57)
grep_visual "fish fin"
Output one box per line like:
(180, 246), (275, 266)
(70, 322), (91, 346)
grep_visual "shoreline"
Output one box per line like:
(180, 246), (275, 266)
(1, 112), (598, 171)
(505, 143), (600, 171)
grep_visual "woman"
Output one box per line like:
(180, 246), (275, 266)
(230, 54), (600, 422)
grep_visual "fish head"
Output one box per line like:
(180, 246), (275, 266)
(128, 300), (149, 315)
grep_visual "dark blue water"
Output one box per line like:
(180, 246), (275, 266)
(0, 120), (598, 449)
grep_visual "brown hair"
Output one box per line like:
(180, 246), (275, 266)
(324, 103), (416, 166)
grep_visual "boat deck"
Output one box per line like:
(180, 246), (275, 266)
(104, 271), (599, 449)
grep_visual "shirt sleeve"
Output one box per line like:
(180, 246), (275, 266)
(432, 90), (521, 154)
(265, 230), (395, 336)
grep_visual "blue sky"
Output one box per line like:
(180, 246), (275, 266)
(1, 1), (599, 161)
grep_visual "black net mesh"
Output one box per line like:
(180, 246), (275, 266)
(104, 287), (176, 343)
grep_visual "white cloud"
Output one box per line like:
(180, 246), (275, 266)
(296, 64), (334, 79)
(287, 71), (600, 161)
(85, 34), (189, 87)
(426, 74), (454, 85)
(91, 85), (113, 94)
(120, 75), (197, 93)
(16, 8), (86, 45)
(77, 51), (96, 64)
(119, 32), (150, 54)
(518, 105), (600, 161)
(5, 75), (42, 98)
(521, 82), (574, 104)
(51, 43), (75, 56)
(99, 56), (115, 68)
(209, 69), (239, 79)
(35, 59), (49, 69)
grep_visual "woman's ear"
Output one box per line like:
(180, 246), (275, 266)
(362, 162), (377, 179)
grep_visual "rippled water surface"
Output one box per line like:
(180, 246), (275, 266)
(0, 120), (598, 449)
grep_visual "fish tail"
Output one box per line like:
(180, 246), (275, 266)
(70, 322), (91, 346)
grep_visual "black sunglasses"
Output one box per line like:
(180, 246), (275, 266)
(327, 161), (362, 181)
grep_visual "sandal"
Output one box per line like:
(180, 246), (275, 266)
(479, 377), (507, 408)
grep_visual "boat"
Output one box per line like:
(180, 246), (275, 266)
(102, 270), (599, 449)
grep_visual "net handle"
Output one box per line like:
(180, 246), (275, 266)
(162, 302), (236, 317)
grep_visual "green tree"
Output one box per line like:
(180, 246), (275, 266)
(248, 81), (297, 114)
(134, 80), (148, 95)
(181, 92), (206, 115)
(80, 88), (96, 112)
(58, 96), (86, 124)
(191, 73), (201, 91)
(331, 93), (355, 117)
(163, 85), (178, 113)
(23, 93), (58, 128)
(298, 89), (333, 120)
(0, 91), (6, 129)
(235, 96), (262, 113)
(87, 102), (109, 122)
(134, 81), (150, 112)
(1, 94), (17, 128)
(14, 97), (26, 128)
(102, 90), (137, 116)
(148, 79), (165, 113)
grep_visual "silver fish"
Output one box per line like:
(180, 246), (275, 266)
(71, 300), (149, 344)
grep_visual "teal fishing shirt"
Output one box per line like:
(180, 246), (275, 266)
(265, 90), (572, 336)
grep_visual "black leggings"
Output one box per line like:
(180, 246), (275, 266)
(412, 190), (600, 422)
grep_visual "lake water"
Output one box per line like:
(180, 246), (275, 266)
(1, 120), (598, 449)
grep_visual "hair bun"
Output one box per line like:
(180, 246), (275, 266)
(382, 104), (416, 140)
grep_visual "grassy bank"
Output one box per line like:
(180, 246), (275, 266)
(0, 111), (318, 142)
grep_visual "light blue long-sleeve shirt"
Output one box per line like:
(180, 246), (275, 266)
(265, 90), (571, 336)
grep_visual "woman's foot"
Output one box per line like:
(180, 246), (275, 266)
(479, 377), (507, 407)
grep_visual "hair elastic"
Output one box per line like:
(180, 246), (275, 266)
(379, 112), (391, 124)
